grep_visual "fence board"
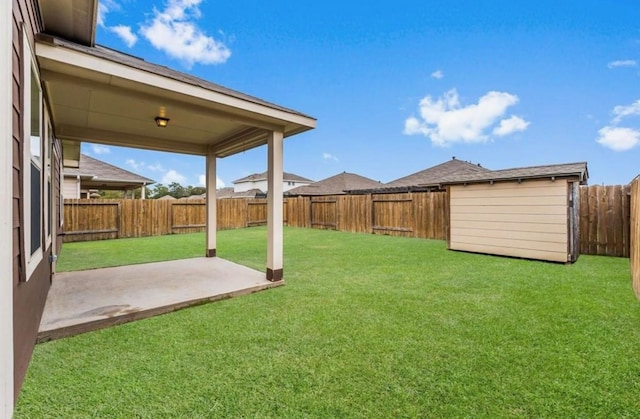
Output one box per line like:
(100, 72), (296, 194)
(631, 177), (640, 299)
(579, 185), (630, 257)
(247, 199), (268, 226)
(372, 193), (415, 237)
(63, 200), (119, 242)
(338, 195), (371, 233)
(310, 197), (338, 230)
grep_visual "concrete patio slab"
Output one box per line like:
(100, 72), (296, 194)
(38, 257), (283, 342)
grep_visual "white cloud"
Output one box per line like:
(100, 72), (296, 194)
(612, 99), (640, 124)
(596, 127), (640, 151)
(110, 25), (138, 47)
(97, 0), (120, 27)
(146, 163), (166, 172)
(162, 169), (187, 184)
(493, 115), (530, 137)
(431, 70), (444, 79)
(403, 89), (529, 146)
(140, 0), (231, 68)
(596, 99), (640, 151)
(198, 174), (225, 188)
(92, 144), (111, 155)
(607, 60), (637, 69)
(126, 159), (144, 171)
(323, 152), (339, 162)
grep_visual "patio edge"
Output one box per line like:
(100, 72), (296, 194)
(36, 280), (285, 343)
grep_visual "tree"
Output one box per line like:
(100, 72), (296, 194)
(149, 183), (170, 199)
(168, 182), (187, 198)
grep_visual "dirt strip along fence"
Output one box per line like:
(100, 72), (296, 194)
(630, 177), (640, 299)
(64, 185), (632, 259)
(579, 184), (631, 258)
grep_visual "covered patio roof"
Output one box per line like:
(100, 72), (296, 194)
(36, 34), (316, 159)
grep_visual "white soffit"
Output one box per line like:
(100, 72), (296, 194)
(38, 0), (97, 46)
(36, 37), (316, 157)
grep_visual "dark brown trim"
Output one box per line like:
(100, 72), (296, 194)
(266, 268), (283, 281)
(206, 248), (216, 257)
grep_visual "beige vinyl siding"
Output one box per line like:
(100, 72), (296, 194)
(449, 179), (568, 262)
(63, 177), (79, 199)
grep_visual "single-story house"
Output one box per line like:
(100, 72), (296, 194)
(286, 171), (381, 196)
(442, 162), (588, 263)
(347, 157), (490, 194)
(216, 187), (266, 199)
(63, 154), (154, 199)
(233, 171), (313, 193)
(2, 1), (316, 414)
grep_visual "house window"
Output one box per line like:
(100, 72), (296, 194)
(22, 29), (44, 279)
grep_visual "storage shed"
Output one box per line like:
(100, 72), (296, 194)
(441, 162), (588, 263)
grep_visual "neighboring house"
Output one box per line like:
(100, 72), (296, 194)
(2, 1), (315, 414)
(375, 157), (491, 193)
(63, 154), (154, 199)
(157, 195), (177, 200)
(217, 187), (266, 199)
(286, 172), (381, 196)
(233, 171), (313, 193)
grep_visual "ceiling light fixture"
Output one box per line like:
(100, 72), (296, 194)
(155, 116), (170, 128)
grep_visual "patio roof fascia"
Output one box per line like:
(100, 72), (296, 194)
(35, 35), (317, 158)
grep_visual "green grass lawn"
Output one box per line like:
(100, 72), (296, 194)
(16, 227), (640, 417)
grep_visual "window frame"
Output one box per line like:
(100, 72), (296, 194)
(44, 111), (53, 248)
(22, 28), (43, 280)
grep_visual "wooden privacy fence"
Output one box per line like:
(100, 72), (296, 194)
(63, 192), (450, 242)
(64, 186), (633, 259)
(579, 185), (631, 258)
(285, 192), (450, 238)
(630, 178), (640, 299)
(63, 198), (268, 242)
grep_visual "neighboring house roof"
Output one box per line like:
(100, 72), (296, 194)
(286, 172), (381, 196)
(439, 162), (589, 185)
(233, 171), (313, 184)
(64, 154), (154, 189)
(180, 194), (206, 199)
(207, 187), (267, 199)
(348, 158), (489, 194)
(386, 158), (490, 188)
(157, 195), (177, 200)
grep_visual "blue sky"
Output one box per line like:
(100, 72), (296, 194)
(88, 0), (640, 188)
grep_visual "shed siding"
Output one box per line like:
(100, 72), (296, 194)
(12, 0), (53, 402)
(449, 179), (569, 263)
(63, 177), (79, 198)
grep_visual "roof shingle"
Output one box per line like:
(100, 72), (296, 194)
(64, 154), (154, 185)
(233, 171), (313, 184)
(286, 172), (381, 196)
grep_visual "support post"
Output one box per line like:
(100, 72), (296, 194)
(1, 0), (14, 414)
(267, 130), (284, 281)
(205, 149), (217, 257)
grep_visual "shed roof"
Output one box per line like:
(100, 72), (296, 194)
(286, 172), (381, 196)
(439, 162), (589, 185)
(233, 171), (313, 184)
(64, 154), (154, 189)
